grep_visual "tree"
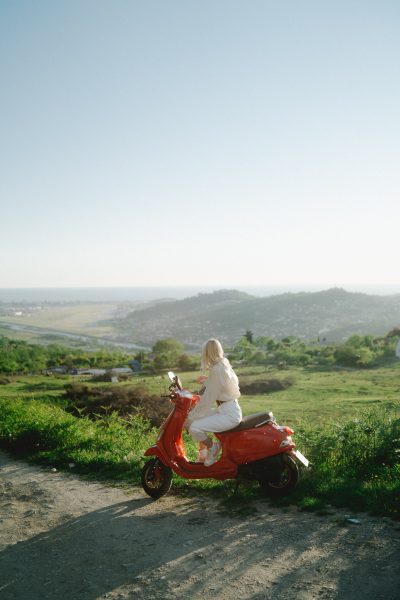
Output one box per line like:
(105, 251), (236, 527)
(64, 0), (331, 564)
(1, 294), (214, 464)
(152, 338), (183, 356)
(386, 328), (400, 338)
(134, 351), (147, 364)
(152, 338), (184, 370)
(178, 353), (199, 371)
(254, 336), (279, 352)
(244, 329), (254, 344)
(231, 338), (255, 362)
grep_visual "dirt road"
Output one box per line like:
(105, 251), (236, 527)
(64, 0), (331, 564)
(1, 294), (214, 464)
(1, 451), (399, 600)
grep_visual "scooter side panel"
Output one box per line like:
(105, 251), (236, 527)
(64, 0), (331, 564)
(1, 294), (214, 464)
(218, 425), (293, 464)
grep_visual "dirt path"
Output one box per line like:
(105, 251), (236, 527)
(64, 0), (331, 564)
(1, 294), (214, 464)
(1, 451), (399, 600)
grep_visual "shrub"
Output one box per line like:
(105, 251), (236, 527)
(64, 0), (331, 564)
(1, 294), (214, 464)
(295, 409), (400, 518)
(64, 382), (170, 426)
(177, 353), (199, 371)
(240, 378), (293, 394)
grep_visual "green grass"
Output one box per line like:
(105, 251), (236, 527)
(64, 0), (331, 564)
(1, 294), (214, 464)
(236, 362), (400, 424)
(2, 362), (399, 424)
(0, 396), (155, 482)
(0, 375), (70, 404)
(1, 363), (399, 517)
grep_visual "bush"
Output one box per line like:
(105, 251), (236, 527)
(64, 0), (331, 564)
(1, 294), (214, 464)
(248, 351), (267, 364)
(177, 353), (199, 371)
(295, 410), (400, 518)
(90, 371), (131, 382)
(240, 378), (293, 394)
(334, 344), (376, 367)
(64, 382), (171, 427)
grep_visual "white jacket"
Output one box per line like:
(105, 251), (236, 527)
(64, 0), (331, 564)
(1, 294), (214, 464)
(188, 358), (241, 422)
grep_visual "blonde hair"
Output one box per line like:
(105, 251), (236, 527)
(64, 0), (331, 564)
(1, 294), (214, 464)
(201, 338), (224, 370)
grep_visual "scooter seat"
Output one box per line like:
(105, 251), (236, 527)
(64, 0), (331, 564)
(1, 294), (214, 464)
(223, 412), (274, 433)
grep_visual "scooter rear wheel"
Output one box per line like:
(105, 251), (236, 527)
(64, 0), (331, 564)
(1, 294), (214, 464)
(141, 458), (172, 499)
(259, 455), (299, 497)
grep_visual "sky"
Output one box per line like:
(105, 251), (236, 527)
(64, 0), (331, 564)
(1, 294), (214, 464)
(1, 0), (399, 289)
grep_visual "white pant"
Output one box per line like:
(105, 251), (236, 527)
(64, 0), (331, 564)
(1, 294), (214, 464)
(188, 400), (242, 442)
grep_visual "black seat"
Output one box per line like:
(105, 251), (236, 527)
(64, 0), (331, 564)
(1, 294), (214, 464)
(222, 411), (274, 433)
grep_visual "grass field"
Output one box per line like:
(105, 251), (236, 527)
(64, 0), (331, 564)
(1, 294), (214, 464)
(0, 303), (119, 337)
(1, 362), (399, 518)
(1, 361), (400, 424)
(236, 362), (400, 424)
(114, 362), (400, 425)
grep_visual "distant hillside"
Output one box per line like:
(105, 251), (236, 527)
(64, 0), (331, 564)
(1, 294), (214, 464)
(113, 288), (400, 349)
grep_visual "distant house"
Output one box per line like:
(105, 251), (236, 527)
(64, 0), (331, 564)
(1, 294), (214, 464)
(128, 360), (142, 372)
(78, 368), (107, 376)
(47, 366), (69, 375)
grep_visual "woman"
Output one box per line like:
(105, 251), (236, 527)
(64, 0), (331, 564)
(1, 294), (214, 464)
(185, 338), (242, 466)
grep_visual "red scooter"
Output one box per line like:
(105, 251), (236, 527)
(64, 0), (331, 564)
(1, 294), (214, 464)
(141, 371), (309, 499)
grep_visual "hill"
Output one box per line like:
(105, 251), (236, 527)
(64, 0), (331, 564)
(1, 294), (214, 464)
(113, 288), (400, 348)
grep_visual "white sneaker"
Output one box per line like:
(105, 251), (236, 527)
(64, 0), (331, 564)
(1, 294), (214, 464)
(196, 447), (208, 463)
(204, 441), (221, 467)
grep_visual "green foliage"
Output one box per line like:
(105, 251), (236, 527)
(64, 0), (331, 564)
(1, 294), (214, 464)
(254, 336), (280, 351)
(0, 336), (47, 373)
(0, 335), (134, 374)
(0, 397), (155, 482)
(152, 338), (184, 369)
(177, 353), (199, 371)
(244, 329), (254, 344)
(0, 362), (399, 517)
(231, 335), (319, 366)
(294, 410), (400, 518)
(2, 327), (399, 377)
(1, 327), (400, 517)
(229, 331), (400, 369)
(0, 394), (398, 517)
(152, 338), (183, 355)
(334, 334), (386, 367)
(231, 338), (255, 361)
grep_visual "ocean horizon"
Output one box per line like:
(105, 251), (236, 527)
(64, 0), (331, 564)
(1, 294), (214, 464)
(0, 284), (400, 303)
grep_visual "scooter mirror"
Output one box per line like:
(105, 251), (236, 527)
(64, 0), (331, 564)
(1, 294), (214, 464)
(167, 371), (176, 382)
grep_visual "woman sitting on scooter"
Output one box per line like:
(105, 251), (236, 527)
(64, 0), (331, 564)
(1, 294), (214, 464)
(185, 338), (242, 466)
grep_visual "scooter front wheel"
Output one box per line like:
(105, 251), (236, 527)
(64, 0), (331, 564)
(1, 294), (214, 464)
(259, 454), (299, 497)
(141, 458), (172, 499)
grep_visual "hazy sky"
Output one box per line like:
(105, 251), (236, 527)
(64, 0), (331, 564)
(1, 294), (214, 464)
(1, 1), (399, 288)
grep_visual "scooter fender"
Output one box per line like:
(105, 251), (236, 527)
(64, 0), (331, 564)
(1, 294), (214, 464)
(144, 445), (170, 465)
